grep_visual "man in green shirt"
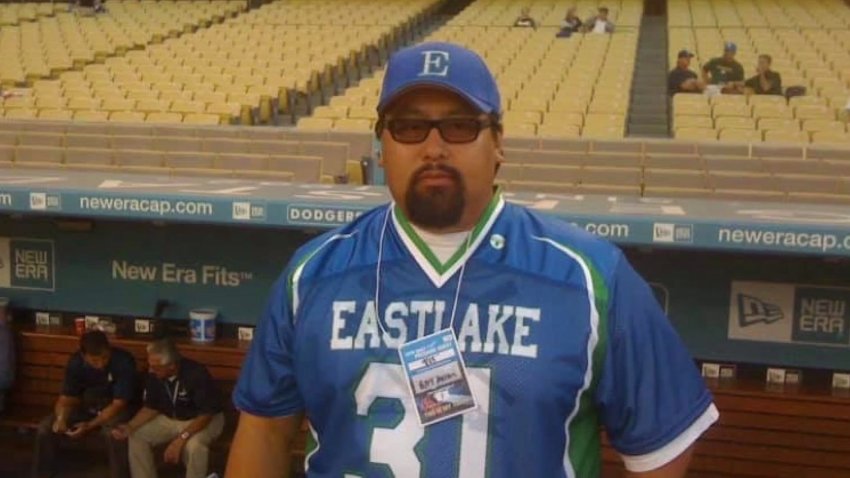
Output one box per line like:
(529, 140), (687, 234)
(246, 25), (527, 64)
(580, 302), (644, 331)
(702, 42), (745, 93)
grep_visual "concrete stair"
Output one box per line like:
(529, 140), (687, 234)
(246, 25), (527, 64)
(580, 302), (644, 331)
(627, 15), (670, 138)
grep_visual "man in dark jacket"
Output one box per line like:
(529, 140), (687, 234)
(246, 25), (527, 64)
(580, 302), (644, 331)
(112, 337), (224, 478)
(32, 330), (136, 478)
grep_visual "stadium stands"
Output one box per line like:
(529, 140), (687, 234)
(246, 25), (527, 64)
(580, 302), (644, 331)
(298, 0), (644, 139)
(669, 0), (850, 144)
(0, 0), (437, 127)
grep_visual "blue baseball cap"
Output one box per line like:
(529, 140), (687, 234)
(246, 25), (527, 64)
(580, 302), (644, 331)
(377, 42), (501, 116)
(724, 42), (737, 53)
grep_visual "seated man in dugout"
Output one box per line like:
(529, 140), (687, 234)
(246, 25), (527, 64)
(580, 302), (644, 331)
(32, 330), (136, 478)
(112, 337), (224, 478)
(513, 6), (537, 28)
(744, 54), (783, 96)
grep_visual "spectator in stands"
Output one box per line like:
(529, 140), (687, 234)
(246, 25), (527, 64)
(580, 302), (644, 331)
(112, 337), (224, 478)
(584, 6), (615, 33)
(557, 7), (583, 37)
(0, 298), (13, 414)
(702, 42), (745, 93)
(668, 49), (706, 95)
(32, 330), (135, 478)
(744, 54), (782, 95)
(513, 7), (537, 28)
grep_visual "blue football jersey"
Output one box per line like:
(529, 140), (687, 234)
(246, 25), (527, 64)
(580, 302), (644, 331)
(234, 192), (717, 478)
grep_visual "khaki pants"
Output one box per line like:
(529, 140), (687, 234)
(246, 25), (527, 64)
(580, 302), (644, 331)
(128, 413), (224, 478)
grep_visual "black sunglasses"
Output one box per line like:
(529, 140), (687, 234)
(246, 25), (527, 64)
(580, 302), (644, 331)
(380, 117), (496, 144)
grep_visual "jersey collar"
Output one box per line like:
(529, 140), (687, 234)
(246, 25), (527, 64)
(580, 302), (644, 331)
(391, 191), (505, 288)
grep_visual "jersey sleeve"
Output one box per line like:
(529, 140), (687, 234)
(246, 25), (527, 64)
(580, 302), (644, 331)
(594, 256), (718, 472)
(232, 270), (304, 417)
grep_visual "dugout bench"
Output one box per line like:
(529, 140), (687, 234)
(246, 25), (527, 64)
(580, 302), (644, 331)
(3, 329), (850, 477)
(0, 326), (308, 476)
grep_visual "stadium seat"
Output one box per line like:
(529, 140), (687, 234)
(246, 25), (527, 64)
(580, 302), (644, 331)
(674, 115), (713, 129)
(38, 109), (73, 121)
(764, 129), (809, 143)
(719, 129), (762, 142)
(145, 112), (184, 124)
(715, 117), (756, 130)
(109, 111), (147, 123)
(73, 110), (109, 122)
(297, 117), (334, 131)
(334, 118), (372, 133)
(675, 127), (718, 140)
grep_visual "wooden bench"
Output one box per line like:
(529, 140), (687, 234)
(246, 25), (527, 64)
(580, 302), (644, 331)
(8, 328), (850, 477)
(602, 379), (850, 477)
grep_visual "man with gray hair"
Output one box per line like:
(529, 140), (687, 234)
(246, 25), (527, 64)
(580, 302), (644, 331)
(111, 338), (223, 478)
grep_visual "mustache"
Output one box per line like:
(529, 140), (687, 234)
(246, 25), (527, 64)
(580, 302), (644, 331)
(411, 164), (461, 182)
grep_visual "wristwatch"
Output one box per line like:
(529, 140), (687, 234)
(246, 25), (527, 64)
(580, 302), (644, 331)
(179, 430), (191, 440)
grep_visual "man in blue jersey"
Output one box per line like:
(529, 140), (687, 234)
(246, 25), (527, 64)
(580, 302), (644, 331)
(226, 42), (718, 478)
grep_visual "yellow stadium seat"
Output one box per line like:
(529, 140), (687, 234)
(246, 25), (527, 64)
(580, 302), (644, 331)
(504, 121), (537, 137)
(3, 96), (36, 109)
(159, 90), (195, 102)
(126, 90), (159, 101)
(752, 104), (793, 119)
(713, 103), (751, 118)
(674, 115), (713, 129)
(183, 113), (221, 125)
(790, 96), (827, 108)
(537, 123), (580, 138)
(802, 119), (846, 134)
(205, 102), (241, 122)
(347, 106), (378, 121)
(38, 109), (73, 120)
(504, 110), (543, 125)
(170, 100), (205, 114)
(67, 97), (102, 111)
(312, 105), (347, 119)
(795, 105), (835, 121)
(297, 117), (334, 131)
(675, 127), (718, 140)
(193, 91), (227, 104)
(674, 101), (711, 116)
(334, 118), (372, 133)
(145, 112), (184, 124)
(811, 131), (850, 144)
(715, 117), (755, 130)
(4, 108), (38, 119)
(73, 110), (110, 122)
(711, 95), (747, 106)
(719, 129), (762, 142)
(763, 129), (809, 143)
(581, 124), (625, 139)
(136, 99), (171, 114)
(748, 95), (786, 106)
(758, 118), (800, 131)
(109, 111), (147, 123)
(101, 98), (137, 113)
(544, 112), (584, 127)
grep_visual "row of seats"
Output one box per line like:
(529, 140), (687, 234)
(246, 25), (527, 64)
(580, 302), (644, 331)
(0, 1), (243, 86)
(0, 123), (352, 182)
(446, 0), (642, 28)
(499, 147), (850, 203)
(299, 0), (643, 139)
(3, 0), (438, 126)
(0, 2), (57, 27)
(668, 0), (850, 28)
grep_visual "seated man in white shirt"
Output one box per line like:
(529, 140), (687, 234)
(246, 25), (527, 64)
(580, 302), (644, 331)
(585, 7), (615, 33)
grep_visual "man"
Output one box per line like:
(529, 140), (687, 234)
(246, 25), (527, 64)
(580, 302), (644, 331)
(227, 42), (718, 477)
(744, 54), (782, 95)
(33, 330), (135, 478)
(557, 7), (583, 37)
(0, 298), (13, 414)
(513, 7), (537, 28)
(702, 42), (745, 93)
(585, 6), (615, 33)
(668, 49), (706, 95)
(112, 337), (224, 478)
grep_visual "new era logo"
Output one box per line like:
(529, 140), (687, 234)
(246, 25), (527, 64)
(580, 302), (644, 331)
(738, 294), (784, 326)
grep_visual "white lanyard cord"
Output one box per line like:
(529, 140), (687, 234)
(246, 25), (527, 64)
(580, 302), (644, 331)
(374, 204), (472, 341)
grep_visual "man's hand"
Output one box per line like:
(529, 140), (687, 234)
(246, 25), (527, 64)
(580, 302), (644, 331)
(52, 418), (69, 434)
(163, 437), (186, 464)
(110, 424), (131, 441)
(65, 421), (93, 439)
